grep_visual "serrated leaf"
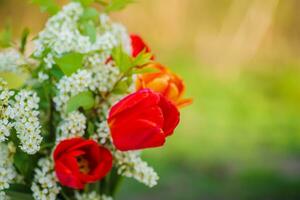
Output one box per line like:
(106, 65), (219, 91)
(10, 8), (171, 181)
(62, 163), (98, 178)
(105, 0), (134, 13)
(112, 46), (133, 73)
(31, 0), (60, 15)
(80, 21), (97, 43)
(66, 91), (95, 113)
(54, 52), (84, 76)
(132, 50), (153, 66)
(20, 28), (30, 53)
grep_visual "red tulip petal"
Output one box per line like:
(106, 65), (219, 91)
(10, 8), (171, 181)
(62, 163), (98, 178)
(81, 146), (113, 183)
(55, 160), (84, 189)
(54, 138), (85, 160)
(109, 89), (159, 120)
(111, 119), (165, 151)
(110, 104), (164, 132)
(130, 34), (151, 57)
(159, 95), (180, 136)
(68, 139), (97, 152)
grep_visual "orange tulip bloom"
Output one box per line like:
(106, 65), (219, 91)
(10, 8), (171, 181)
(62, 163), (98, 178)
(136, 63), (192, 108)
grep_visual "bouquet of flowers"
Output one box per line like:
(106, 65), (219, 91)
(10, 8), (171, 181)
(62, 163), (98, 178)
(0, 0), (192, 199)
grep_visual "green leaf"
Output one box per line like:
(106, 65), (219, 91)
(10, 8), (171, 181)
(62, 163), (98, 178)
(54, 52), (84, 76)
(66, 91), (95, 113)
(74, 0), (95, 6)
(112, 46), (133, 73)
(132, 66), (159, 74)
(112, 80), (129, 94)
(0, 72), (29, 89)
(31, 0), (60, 15)
(80, 21), (97, 43)
(50, 65), (64, 80)
(13, 150), (38, 182)
(0, 24), (12, 48)
(105, 0), (134, 12)
(80, 7), (99, 22)
(20, 28), (30, 53)
(6, 184), (34, 200)
(87, 121), (95, 136)
(132, 50), (153, 66)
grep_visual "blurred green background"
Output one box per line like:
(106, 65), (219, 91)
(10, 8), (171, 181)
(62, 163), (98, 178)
(1, 0), (300, 199)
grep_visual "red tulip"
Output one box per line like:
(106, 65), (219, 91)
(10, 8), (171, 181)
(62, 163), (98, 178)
(108, 89), (180, 151)
(53, 138), (113, 189)
(130, 34), (153, 58)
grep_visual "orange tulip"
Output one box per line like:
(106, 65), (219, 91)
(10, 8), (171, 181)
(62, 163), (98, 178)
(136, 63), (192, 108)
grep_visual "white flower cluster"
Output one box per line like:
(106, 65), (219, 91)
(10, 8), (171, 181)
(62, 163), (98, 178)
(114, 151), (159, 187)
(31, 158), (60, 200)
(56, 111), (87, 143)
(92, 121), (112, 145)
(89, 63), (120, 93)
(0, 49), (25, 74)
(0, 80), (14, 142)
(34, 2), (131, 69)
(0, 85), (42, 154)
(0, 143), (16, 195)
(38, 72), (49, 82)
(0, 191), (9, 200)
(75, 191), (113, 200)
(54, 70), (92, 111)
(11, 90), (42, 154)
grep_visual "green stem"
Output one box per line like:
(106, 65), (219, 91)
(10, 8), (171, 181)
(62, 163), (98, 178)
(61, 190), (71, 200)
(108, 168), (123, 197)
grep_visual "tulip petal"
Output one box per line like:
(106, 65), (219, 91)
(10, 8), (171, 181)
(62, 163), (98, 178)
(55, 160), (84, 189)
(110, 104), (164, 131)
(54, 138), (85, 160)
(159, 95), (180, 136)
(109, 89), (160, 119)
(111, 119), (165, 151)
(82, 146), (113, 183)
(130, 34), (152, 57)
(177, 98), (193, 108)
(147, 76), (170, 94)
(165, 82), (180, 101)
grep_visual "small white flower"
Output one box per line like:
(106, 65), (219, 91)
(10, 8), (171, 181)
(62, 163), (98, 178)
(56, 111), (86, 143)
(38, 72), (49, 82)
(31, 158), (60, 200)
(0, 143), (16, 192)
(114, 151), (159, 187)
(0, 49), (25, 74)
(54, 70), (92, 112)
(12, 90), (42, 154)
(34, 3), (131, 70)
(75, 191), (113, 200)
(0, 191), (10, 200)
(92, 121), (112, 145)
(89, 63), (120, 93)
(0, 80), (14, 142)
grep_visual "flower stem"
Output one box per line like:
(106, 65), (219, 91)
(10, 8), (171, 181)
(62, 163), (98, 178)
(61, 190), (71, 200)
(107, 168), (123, 197)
